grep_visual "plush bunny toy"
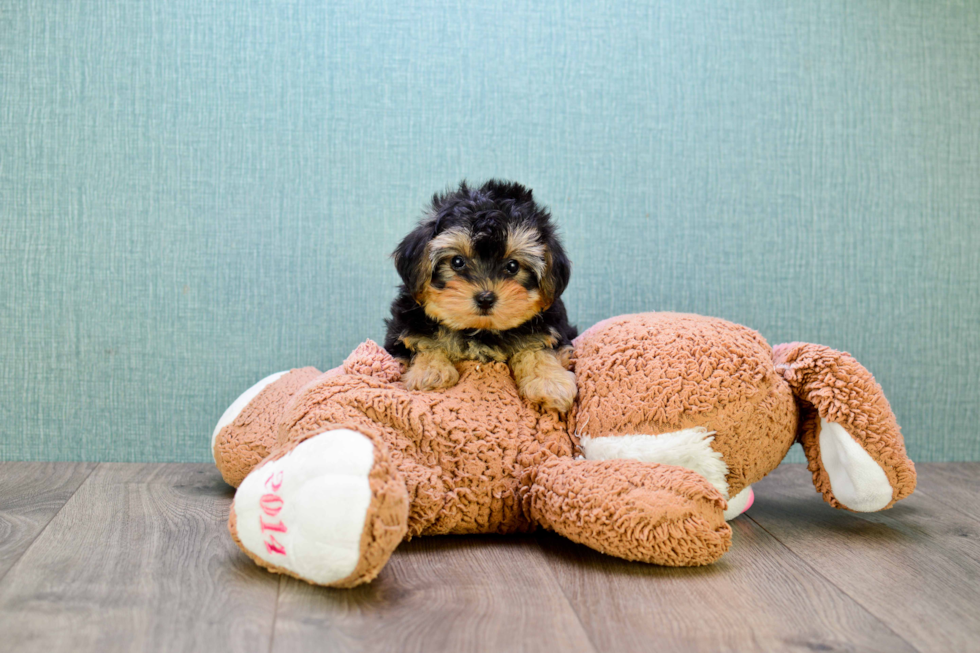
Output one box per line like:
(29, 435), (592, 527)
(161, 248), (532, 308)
(212, 312), (915, 588)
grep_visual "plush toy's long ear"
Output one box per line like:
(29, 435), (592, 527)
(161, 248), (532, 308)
(773, 342), (916, 511)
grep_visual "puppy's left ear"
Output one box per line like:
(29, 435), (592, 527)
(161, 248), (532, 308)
(540, 234), (571, 309)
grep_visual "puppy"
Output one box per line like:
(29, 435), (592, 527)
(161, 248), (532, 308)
(384, 180), (578, 412)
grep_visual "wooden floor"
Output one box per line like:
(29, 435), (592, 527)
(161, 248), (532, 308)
(0, 463), (978, 653)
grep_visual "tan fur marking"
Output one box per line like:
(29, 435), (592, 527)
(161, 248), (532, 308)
(505, 225), (546, 276)
(403, 349), (460, 391)
(404, 253), (434, 299)
(555, 345), (574, 370)
(421, 278), (543, 331)
(429, 228), (473, 260)
(510, 348), (577, 413)
(538, 249), (560, 310)
(403, 228), (474, 299)
(487, 280), (544, 330)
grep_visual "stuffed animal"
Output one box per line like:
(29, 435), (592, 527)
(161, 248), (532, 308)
(212, 312), (915, 588)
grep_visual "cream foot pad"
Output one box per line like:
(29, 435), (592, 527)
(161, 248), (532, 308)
(233, 429), (375, 585)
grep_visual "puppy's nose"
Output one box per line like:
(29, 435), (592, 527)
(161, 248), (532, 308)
(475, 291), (497, 311)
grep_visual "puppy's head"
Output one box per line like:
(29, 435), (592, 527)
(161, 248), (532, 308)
(393, 180), (570, 331)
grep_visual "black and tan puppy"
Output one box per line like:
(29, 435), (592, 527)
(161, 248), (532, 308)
(384, 180), (578, 412)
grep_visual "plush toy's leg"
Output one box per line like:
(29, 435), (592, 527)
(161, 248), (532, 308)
(773, 343), (916, 512)
(577, 427), (755, 522)
(228, 424), (409, 588)
(212, 367), (324, 487)
(522, 457), (732, 566)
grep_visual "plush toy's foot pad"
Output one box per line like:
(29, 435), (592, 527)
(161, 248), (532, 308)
(229, 428), (409, 587)
(526, 457), (732, 566)
(723, 485), (754, 520)
(818, 418), (893, 512)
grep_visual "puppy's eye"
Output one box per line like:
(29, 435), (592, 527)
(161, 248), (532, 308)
(504, 260), (520, 275)
(450, 256), (466, 270)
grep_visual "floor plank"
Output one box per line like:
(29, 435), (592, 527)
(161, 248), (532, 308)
(538, 515), (914, 653)
(748, 463), (980, 653)
(913, 462), (980, 524)
(271, 534), (597, 653)
(0, 461), (977, 652)
(0, 462), (96, 581)
(0, 463), (280, 653)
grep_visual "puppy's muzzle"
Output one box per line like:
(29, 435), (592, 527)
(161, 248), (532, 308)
(474, 291), (497, 313)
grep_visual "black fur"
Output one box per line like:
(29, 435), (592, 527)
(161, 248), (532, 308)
(384, 179), (576, 361)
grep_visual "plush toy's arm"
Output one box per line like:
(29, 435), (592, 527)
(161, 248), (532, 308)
(213, 340), (402, 488)
(773, 342), (916, 511)
(521, 457), (731, 566)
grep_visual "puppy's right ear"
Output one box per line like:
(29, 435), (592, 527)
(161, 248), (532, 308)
(392, 220), (435, 299)
(539, 230), (571, 309)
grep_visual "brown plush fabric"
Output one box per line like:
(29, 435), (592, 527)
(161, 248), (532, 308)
(213, 366), (321, 487)
(524, 457), (731, 565)
(276, 340), (572, 537)
(342, 339), (404, 382)
(572, 313), (798, 497)
(216, 313), (916, 587)
(773, 342), (917, 509)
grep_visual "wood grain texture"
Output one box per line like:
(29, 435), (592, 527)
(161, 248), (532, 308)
(0, 464), (280, 653)
(1, 462), (979, 652)
(538, 519), (915, 653)
(272, 535), (596, 653)
(912, 462), (980, 524)
(0, 462), (96, 580)
(748, 463), (980, 653)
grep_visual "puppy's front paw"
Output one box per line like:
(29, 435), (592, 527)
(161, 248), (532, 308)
(520, 367), (577, 413)
(404, 353), (459, 391)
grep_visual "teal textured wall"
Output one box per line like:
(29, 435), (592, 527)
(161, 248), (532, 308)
(1, 1), (978, 462)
